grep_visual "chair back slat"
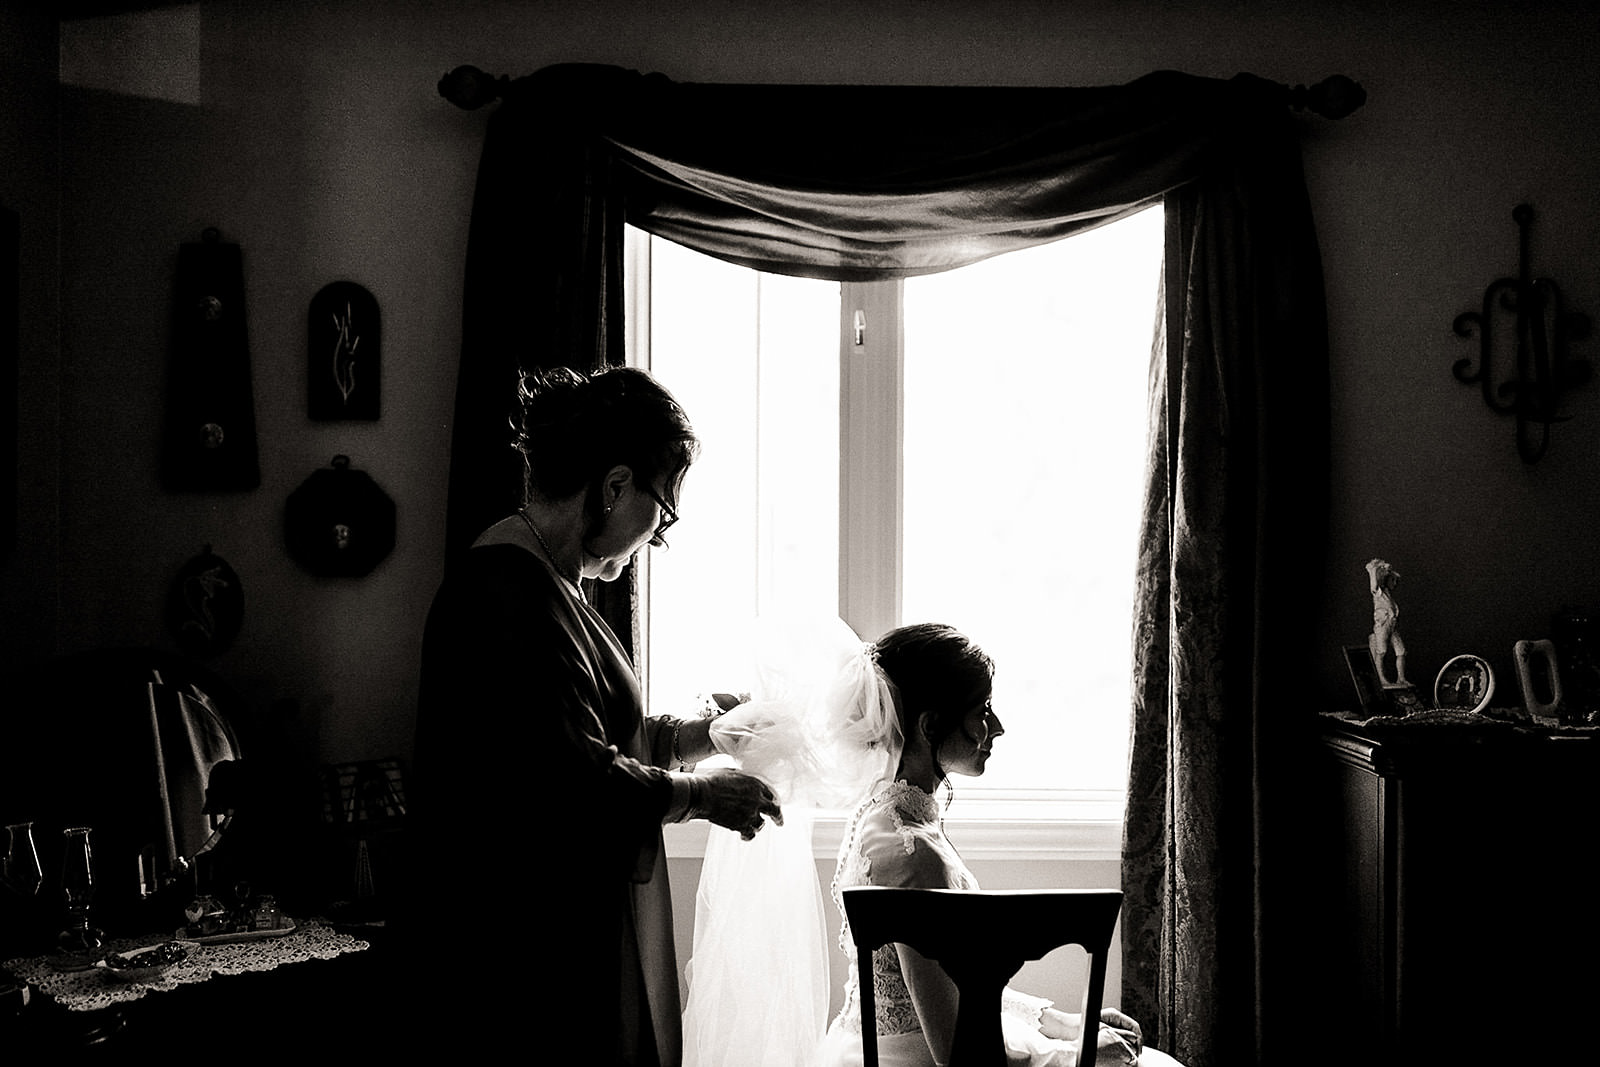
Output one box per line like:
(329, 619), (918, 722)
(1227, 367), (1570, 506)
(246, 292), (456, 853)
(843, 887), (1123, 1067)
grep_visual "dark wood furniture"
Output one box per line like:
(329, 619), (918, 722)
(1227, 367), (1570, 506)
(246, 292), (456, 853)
(1316, 717), (1600, 1064)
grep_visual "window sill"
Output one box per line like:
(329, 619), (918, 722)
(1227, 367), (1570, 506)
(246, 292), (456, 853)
(663, 789), (1125, 862)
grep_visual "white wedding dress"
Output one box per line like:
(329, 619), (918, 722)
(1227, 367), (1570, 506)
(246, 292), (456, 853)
(681, 617), (1183, 1067)
(813, 779), (1184, 1067)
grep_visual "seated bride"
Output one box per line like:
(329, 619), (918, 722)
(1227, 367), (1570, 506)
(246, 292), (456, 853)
(683, 618), (1184, 1067)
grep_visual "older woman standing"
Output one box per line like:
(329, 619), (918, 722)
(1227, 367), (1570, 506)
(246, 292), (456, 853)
(409, 365), (780, 1065)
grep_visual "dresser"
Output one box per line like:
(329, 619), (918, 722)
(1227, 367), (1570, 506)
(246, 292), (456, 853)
(1315, 716), (1599, 1063)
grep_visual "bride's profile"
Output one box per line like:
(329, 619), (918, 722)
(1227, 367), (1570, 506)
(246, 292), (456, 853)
(680, 618), (1183, 1067)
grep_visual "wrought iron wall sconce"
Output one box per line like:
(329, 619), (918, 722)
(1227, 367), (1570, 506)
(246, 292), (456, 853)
(1452, 204), (1591, 462)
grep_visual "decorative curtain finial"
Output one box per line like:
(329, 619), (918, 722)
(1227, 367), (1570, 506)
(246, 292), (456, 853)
(1287, 75), (1367, 119)
(438, 65), (507, 110)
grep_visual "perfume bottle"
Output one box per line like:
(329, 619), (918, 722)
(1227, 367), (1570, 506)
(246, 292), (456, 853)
(183, 893), (226, 936)
(252, 894), (283, 931)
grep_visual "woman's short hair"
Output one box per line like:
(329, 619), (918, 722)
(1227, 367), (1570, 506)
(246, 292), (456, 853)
(513, 365), (699, 520)
(871, 623), (995, 748)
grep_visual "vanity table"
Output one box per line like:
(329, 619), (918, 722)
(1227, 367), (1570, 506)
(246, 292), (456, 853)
(1314, 712), (1600, 1063)
(1, 918), (389, 1053)
(0, 649), (412, 1053)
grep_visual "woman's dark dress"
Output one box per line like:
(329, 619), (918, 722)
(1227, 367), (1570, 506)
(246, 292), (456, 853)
(410, 542), (683, 1065)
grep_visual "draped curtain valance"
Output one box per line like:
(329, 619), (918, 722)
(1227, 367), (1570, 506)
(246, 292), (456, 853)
(579, 67), (1266, 278)
(447, 62), (1343, 1067)
(450, 61), (1318, 557)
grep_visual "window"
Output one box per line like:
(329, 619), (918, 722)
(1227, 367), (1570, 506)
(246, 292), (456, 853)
(629, 207), (1163, 829)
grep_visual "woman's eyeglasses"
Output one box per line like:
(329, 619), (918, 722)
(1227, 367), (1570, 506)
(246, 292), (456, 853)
(642, 486), (679, 547)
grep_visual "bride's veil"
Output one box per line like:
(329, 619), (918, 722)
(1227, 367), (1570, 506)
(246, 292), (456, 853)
(681, 615), (899, 1067)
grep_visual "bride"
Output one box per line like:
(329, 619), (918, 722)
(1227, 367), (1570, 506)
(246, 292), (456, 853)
(681, 618), (1183, 1067)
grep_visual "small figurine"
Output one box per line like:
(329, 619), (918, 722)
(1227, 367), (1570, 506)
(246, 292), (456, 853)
(1366, 558), (1410, 688)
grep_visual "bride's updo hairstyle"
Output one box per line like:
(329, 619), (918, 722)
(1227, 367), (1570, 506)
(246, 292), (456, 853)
(719, 619), (994, 809)
(871, 623), (996, 755)
(512, 365), (699, 528)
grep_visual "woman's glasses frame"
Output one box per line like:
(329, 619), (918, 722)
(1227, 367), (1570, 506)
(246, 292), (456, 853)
(642, 486), (679, 547)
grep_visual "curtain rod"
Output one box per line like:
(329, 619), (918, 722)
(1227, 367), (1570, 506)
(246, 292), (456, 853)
(436, 64), (1366, 119)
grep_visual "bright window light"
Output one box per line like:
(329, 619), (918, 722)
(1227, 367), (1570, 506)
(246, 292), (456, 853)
(632, 206), (1163, 797)
(637, 241), (840, 714)
(900, 212), (1162, 792)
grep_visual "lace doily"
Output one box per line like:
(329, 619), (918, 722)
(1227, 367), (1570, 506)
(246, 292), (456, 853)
(2, 919), (369, 1012)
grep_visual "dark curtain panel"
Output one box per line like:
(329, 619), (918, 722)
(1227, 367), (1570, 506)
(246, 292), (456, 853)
(449, 63), (1331, 1066)
(450, 80), (633, 638)
(1123, 129), (1331, 1067)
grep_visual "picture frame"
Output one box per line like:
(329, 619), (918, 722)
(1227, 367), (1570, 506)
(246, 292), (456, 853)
(1434, 653), (1495, 714)
(1513, 638), (1562, 721)
(1344, 645), (1385, 717)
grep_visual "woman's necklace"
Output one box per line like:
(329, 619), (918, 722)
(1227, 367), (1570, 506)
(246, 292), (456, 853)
(517, 509), (582, 589)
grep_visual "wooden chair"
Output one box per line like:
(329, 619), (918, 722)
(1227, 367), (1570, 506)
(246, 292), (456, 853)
(842, 886), (1124, 1067)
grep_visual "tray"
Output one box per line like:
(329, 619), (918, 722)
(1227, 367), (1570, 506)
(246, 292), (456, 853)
(174, 918), (297, 945)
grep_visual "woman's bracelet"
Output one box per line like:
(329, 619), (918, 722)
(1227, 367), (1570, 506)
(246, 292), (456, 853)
(671, 720), (690, 771)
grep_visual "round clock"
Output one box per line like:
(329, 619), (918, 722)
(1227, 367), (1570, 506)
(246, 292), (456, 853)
(1433, 654), (1495, 714)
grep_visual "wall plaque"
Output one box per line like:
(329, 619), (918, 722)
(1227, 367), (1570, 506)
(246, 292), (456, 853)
(308, 280), (380, 420)
(284, 455), (395, 577)
(161, 228), (260, 491)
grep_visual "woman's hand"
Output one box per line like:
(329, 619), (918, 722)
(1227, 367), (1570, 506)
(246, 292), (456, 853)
(1039, 1007), (1141, 1062)
(694, 767), (783, 840)
(1095, 1008), (1143, 1064)
(1039, 1008), (1081, 1041)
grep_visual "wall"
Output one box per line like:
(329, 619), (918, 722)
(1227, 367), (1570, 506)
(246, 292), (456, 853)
(9, 0), (1600, 1013)
(32, 0), (1600, 769)
(0, 3), (60, 670)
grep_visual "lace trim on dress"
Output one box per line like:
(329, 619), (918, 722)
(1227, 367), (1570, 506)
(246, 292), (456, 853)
(828, 780), (946, 1038)
(885, 780), (940, 855)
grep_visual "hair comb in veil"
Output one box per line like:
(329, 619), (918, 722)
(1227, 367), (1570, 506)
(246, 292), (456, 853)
(708, 616), (900, 810)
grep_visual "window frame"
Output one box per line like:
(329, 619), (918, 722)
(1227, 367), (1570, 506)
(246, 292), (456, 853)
(627, 226), (1130, 860)
(839, 279), (903, 643)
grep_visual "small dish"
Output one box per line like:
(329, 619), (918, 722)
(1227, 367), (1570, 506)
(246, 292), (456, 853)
(99, 940), (194, 982)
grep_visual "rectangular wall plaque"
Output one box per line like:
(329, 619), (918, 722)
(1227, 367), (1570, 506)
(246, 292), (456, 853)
(308, 280), (380, 420)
